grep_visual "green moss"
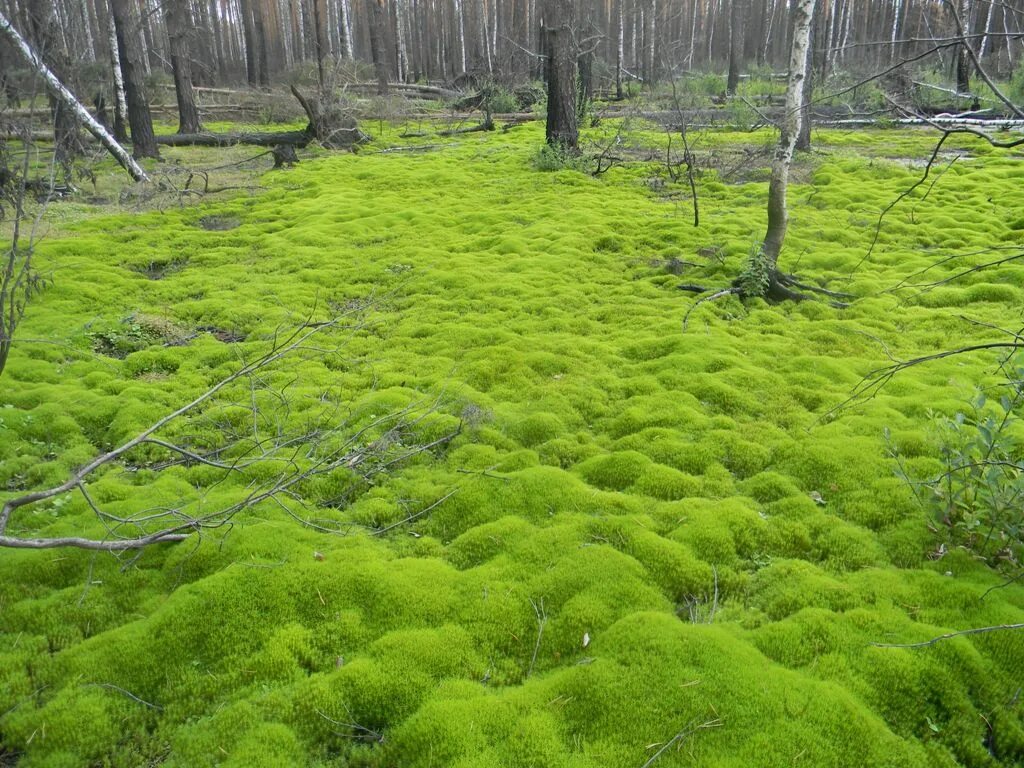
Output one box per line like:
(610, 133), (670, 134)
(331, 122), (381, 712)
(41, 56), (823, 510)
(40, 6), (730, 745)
(1, 124), (1022, 767)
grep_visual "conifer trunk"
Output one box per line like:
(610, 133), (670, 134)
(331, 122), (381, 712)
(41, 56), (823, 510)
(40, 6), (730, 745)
(544, 0), (577, 150)
(166, 0), (203, 134)
(366, 0), (390, 94)
(110, 0), (159, 159)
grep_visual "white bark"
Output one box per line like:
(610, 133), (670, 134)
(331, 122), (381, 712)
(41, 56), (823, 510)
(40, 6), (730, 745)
(340, 0), (353, 58)
(455, 0), (466, 73)
(0, 11), (149, 182)
(980, 0), (996, 58)
(395, 0), (409, 81)
(107, 5), (129, 131)
(761, 0), (815, 266)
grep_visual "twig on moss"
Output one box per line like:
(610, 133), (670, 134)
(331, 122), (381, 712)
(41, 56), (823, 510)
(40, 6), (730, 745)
(527, 596), (548, 679)
(823, 340), (1024, 419)
(372, 487), (460, 536)
(979, 571), (1024, 602)
(640, 716), (723, 768)
(872, 623), (1024, 649)
(0, 302), (458, 551)
(682, 287), (738, 331)
(316, 707), (385, 744)
(850, 130), (952, 278)
(84, 682), (162, 710)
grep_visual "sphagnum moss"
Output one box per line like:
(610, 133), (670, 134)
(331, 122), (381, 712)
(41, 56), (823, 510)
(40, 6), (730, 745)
(0, 123), (1022, 767)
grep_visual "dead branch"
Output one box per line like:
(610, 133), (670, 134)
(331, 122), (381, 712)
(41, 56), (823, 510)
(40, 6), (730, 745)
(640, 717), (723, 768)
(682, 287), (738, 330)
(0, 302), (458, 550)
(872, 622), (1024, 649)
(850, 130), (953, 276)
(824, 340), (1024, 418)
(526, 597), (547, 678)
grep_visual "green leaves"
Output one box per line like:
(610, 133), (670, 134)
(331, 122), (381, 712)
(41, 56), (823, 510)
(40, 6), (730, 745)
(901, 360), (1024, 569)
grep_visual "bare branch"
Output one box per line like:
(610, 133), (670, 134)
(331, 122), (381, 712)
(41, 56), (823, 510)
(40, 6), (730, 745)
(872, 623), (1024, 649)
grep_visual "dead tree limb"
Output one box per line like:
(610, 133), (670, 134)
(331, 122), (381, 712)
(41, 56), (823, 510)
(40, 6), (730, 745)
(0, 304), (458, 551)
(0, 11), (148, 182)
(872, 623), (1024, 649)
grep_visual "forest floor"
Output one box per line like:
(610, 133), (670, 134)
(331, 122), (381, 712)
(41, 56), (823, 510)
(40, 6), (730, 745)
(1, 119), (1023, 767)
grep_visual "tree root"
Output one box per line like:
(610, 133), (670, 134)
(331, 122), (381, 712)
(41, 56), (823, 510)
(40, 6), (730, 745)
(683, 271), (852, 330)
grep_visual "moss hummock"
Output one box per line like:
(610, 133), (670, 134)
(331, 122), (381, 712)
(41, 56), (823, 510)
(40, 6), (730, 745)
(1, 123), (1022, 766)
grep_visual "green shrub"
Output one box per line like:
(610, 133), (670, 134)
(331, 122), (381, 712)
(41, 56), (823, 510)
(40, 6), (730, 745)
(891, 361), (1024, 569)
(532, 144), (590, 173)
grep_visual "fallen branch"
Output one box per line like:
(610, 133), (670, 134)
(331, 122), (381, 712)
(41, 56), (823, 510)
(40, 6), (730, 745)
(155, 129), (313, 148)
(872, 623), (1024, 649)
(0, 302), (457, 550)
(0, 12), (147, 182)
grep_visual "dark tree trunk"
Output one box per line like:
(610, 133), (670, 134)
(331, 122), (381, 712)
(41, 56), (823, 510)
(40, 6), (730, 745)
(241, 0), (259, 87)
(577, 47), (593, 117)
(366, 0), (389, 95)
(615, 0), (624, 99)
(110, 0), (159, 159)
(254, 7), (270, 88)
(727, 0), (743, 95)
(313, 0), (329, 90)
(544, 0), (577, 150)
(166, 0), (203, 134)
(956, 47), (971, 93)
(208, 0), (226, 80)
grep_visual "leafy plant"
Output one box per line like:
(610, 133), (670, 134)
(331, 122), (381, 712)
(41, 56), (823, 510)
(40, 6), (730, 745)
(533, 144), (590, 173)
(736, 244), (772, 298)
(892, 359), (1024, 569)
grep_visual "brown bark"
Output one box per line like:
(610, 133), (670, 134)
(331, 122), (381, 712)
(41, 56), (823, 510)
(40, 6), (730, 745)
(166, 0), (203, 134)
(544, 0), (577, 150)
(110, 0), (159, 159)
(366, 0), (390, 94)
(727, 0), (743, 95)
(313, 0), (330, 89)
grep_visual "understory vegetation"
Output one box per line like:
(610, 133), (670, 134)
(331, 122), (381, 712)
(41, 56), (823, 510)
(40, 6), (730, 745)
(1, 120), (1023, 767)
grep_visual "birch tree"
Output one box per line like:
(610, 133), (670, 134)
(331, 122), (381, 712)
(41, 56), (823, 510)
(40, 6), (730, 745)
(0, 11), (149, 181)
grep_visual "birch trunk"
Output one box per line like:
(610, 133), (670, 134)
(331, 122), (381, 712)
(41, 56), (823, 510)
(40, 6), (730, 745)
(0, 11), (148, 181)
(339, 0), (353, 58)
(761, 0), (814, 273)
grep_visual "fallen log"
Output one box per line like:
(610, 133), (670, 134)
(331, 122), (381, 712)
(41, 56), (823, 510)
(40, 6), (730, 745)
(154, 129), (313, 147)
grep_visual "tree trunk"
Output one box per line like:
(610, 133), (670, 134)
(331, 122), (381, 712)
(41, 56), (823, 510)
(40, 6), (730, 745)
(241, 0), (259, 86)
(166, 0), (203, 134)
(760, 0), (814, 278)
(795, 0), (817, 151)
(544, 0), (577, 150)
(339, 0), (353, 59)
(110, 0), (159, 159)
(366, 0), (389, 94)
(25, 0), (83, 173)
(955, 0), (972, 93)
(0, 11), (149, 182)
(313, 0), (329, 89)
(727, 0), (742, 95)
(253, 3), (270, 88)
(615, 0), (624, 98)
(106, 4), (129, 142)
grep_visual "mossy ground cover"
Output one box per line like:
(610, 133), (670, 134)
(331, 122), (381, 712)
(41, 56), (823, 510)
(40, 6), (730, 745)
(1, 121), (1023, 767)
